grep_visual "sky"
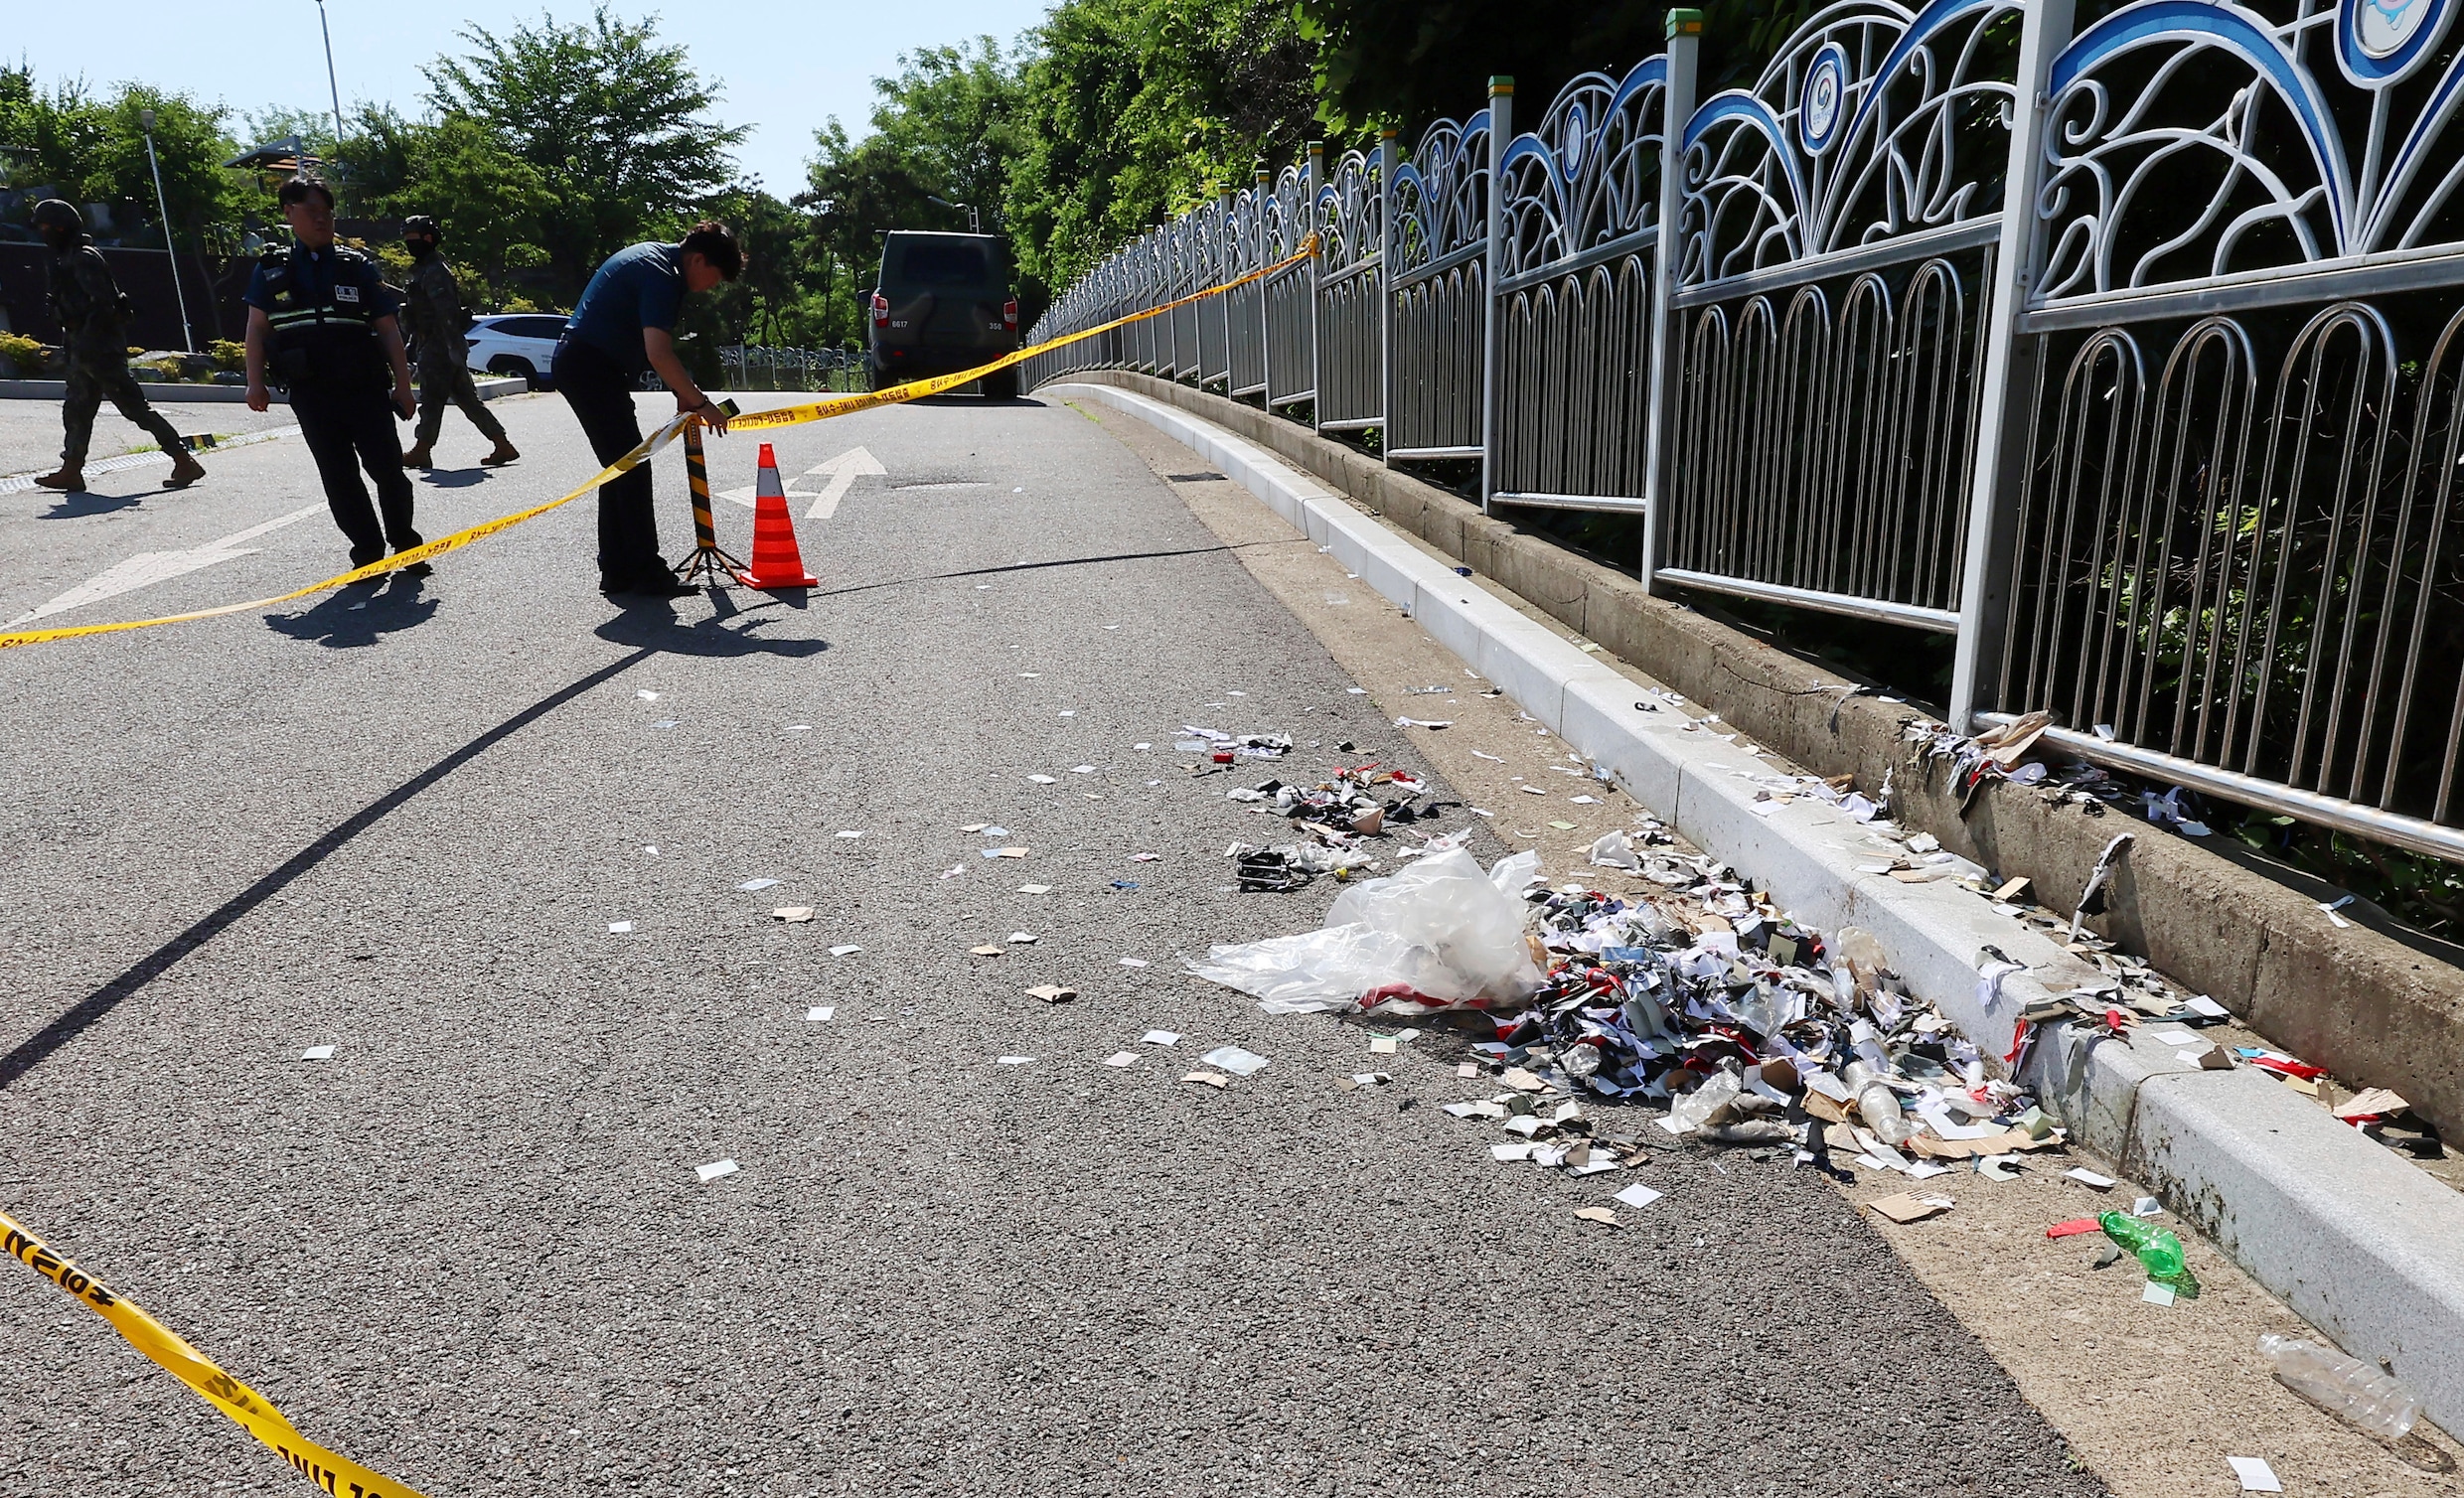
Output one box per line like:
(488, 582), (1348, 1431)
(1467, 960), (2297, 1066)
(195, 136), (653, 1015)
(12, 0), (1054, 194)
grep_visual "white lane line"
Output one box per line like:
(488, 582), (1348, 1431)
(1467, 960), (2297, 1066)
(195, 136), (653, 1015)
(801, 446), (884, 520)
(9, 502), (328, 623)
(0, 424), (302, 496)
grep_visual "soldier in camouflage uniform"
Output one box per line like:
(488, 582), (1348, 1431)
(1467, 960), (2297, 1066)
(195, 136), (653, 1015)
(30, 200), (207, 493)
(397, 216), (518, 469)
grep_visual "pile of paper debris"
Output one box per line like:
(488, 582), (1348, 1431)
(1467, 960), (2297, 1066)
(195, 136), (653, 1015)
(1222, 762), (1437, 891)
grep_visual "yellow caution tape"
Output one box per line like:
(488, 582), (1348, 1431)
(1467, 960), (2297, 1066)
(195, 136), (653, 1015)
(4, 1208), (432, 1496)
(0, 238), (1316, 654)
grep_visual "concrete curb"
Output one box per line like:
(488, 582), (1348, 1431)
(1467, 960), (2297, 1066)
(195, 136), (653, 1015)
(0, 376), (529, 403)
(1054, 379), (2464, 1431)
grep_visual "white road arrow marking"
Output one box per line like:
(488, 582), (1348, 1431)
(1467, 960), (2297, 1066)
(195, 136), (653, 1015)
(10, 502), (328, 624)
(801, 447), (884, 520)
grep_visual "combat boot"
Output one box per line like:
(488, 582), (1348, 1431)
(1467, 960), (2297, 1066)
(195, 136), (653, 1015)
(400, 441), (434, 468)
(32, 467), (83, 491)
(165, 450), (206, 489)
(482, 438), (521, 466)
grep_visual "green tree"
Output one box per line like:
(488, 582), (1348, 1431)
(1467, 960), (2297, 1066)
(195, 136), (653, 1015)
(359, 113), (553, 296)
(1296, 0), (1825, 138)
(422, 4), (747, 296)
(1, 69), (245, 241)
(1003, 0), (1318, 295)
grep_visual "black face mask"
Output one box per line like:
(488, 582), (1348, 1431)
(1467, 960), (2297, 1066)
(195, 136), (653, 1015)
(38, 227), (76, 252)
(406, 237), (438, 261)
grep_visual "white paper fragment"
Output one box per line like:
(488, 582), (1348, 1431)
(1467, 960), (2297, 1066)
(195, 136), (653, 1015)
(637, 689), (660, 701)
(1103, 1051), (1140, 1068)
(1200, 1045), (1270, 1077)
(2186, 995), (2230, 1019)
(737, 877), (781, 891)
(806, 1006), (835, 1022)
(837, 830), (864, 839)
(2131, 1195), (2165, 1217)
(1141, 1030), (1180, 1046)
(2228, 1457), (2281, 1493)
(1119, 957), (1150, 967)
(829, 945), (862, 957)
(607, 921), (635, 934)
(1613, 1182), (1664, 1210)
(2067, 1167), (2116, 1190)
(1028, 774), (1059, 784)
(997, 1055), (1035, 1065)
(695, 1159), (738, 1183)
(1008, 931), (1036, 944)
(300, 1045), (335, 1061)
(2141, 1280), (2176, 1306)
(1346, 686), (1367, 694)
(1491, 1141), (1536, 1162)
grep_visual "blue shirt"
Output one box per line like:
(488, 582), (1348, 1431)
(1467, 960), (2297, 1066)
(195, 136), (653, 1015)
(241, 242), (398, 320)
(564, 242), (686, 368)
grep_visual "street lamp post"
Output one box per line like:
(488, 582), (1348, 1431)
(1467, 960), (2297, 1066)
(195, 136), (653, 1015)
(313, 0), (347, 182)
(138, 108), (197, 353)
(928, 196), (981, 233)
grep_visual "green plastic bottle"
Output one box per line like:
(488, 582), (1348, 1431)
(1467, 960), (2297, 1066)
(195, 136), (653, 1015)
(2100, 1210), (2201, 1297)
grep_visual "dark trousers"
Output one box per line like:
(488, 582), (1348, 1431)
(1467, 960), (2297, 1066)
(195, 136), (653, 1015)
(553, 337), (663, 587)
(413, 351), (508, 447)
(293, 387), (420, 565)
(62, 341), (187, 468)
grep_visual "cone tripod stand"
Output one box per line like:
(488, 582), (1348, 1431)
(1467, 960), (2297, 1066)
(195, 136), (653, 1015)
(674, 422), (820, 590)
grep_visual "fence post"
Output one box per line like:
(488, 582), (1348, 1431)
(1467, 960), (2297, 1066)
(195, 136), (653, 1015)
(1255, 165), (1273, 403)
(1308, 140), (1325, 428)
(1640, 11), (1703, 595)
(1480, 75), (1513, 512)
(1218, 184), (1236, 386)
(1378, 126), (1397, 461)
(1947, 0), (2076, 732)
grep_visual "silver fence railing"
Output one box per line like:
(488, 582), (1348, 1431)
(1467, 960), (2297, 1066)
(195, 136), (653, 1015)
(720, 345), (865, 392)
(1021, 0), (2464, 862)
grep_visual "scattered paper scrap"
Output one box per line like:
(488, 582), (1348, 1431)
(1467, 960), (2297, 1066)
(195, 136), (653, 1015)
(2335, 1087), (2408, 1120)
(773, 907), (815, 923)
(300, 1045), (335, 1062)
(1183, 1071), (1229, 1089)
(985, 847), (1030, 859)
(2067, 1167), (2116, 1190)
(1119, 957), (1150, 967)
(1019, 884), (1053, 894)
(1142, 1030), (1180, 1046)
(607, 921), (635, 934)
(1612, 1182), (1664, 1211)
(1573, 1206), (1620, 1227)
(806, 1006), (835, 1022)
(1199, 1045), (1270, 1078)
(837, 830), (864, 840)
(737, 877), (781, 891)
(1024, 984), (1077, 1004)
(971, 944), (1004, 957)
(1867, 1192), (1951, 1224)
(2228, 1457), (2281, 1493)
(997, 1055), (1036, 1065)
(829, 944), (862, 957)
(1008, 931), (1037, 944)
(1369, 1037), (1398, 1055)
(1103, 1051), (1140, 1068)
(695, 1159), (738, 1183)
(1028, 774), (1059, 785)
(637, 689), (659, 701)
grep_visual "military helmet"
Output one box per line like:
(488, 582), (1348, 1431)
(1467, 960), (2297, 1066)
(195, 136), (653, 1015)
(403, 215), (439, 237)
(31, 199), (83, 234)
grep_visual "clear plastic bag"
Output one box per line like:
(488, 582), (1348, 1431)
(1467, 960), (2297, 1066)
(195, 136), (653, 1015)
(1188, 845), (1545, 1014)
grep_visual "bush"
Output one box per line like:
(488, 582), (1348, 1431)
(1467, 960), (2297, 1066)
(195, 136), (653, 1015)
(0, 332), (48, 376)
(208, 339), (245, 374)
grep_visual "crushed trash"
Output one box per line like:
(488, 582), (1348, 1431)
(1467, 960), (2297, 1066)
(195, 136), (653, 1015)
(2100, 1210), (2200, 1297)
(300, 1045), (335, 1062)
(1573, 1206), (1620, 1227)
(2260, 1332), (2421, 1440)
(1199, 1045), (1270, 1077)
(695, 1159), (738, 1183)
(2228, 1456), (2282, 1493)
(806, 1006), (834, 1022)
(1613, 1182), (1663, 1211)
(773, 907), (815, 923)
(1103, 1051), (1140, 1068)
(1867, 1192), (1953, 1224)
(971, 944), (1004, 957)
(1024, 984), (1076, 1004)
(1142, 1030), (1180, 1046)
(829, 944), (862, 957)
(607, 921), (635, 934)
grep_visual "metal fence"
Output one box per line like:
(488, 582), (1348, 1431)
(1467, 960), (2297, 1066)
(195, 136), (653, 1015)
(1022, 0), (2464, 861)
(719, 345), (865, 392)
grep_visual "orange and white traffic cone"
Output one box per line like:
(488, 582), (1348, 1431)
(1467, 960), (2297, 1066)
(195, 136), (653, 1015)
(732, 442), (819, 589)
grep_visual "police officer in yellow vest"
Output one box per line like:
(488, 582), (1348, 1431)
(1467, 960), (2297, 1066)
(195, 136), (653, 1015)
(242, 178), (427, 575)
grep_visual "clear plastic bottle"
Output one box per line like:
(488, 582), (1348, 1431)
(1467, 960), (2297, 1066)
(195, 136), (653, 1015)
(2258, 1334), (2420, 1441)
(1842, 1058), (1914, 1145)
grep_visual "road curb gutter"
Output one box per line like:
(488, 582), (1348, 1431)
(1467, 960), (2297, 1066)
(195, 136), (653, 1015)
(1056, 379), (2464, 1430)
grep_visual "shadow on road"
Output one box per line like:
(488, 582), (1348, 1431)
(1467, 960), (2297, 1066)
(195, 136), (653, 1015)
(415, 468), (496, 490)
(263, 572), (439, 648)
(593, 595), (829, 659)
(812, 539), (1276, 602)
(0, 647), (659, 1092)
(36, 491), (147, 520)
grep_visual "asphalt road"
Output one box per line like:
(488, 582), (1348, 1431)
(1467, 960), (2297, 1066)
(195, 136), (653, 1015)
(0, 385), (2103, 1496)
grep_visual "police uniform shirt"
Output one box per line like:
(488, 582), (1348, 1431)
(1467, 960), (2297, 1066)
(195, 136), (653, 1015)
(242, 243), (399, 389)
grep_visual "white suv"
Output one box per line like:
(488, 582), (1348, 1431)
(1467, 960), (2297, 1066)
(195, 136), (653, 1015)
(463, 314), (569, 389)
